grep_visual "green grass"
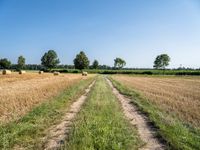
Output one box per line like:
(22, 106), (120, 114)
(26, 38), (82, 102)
(0, 77), (95, 150)
(64, 76), (142, 150)
(109, 76), (200, 150)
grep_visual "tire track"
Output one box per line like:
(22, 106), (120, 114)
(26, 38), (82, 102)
(106, 78), (165, 150)
(43, 80), (95, 150)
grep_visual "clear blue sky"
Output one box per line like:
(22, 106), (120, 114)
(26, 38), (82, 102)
(0, 0), (200, 68)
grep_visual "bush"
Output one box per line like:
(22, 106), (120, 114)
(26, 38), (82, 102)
(72, 70), (79, 73)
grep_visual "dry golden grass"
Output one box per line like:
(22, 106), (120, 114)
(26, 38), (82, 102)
(113, 75), (200, 127)
(0, 72), (94, 123)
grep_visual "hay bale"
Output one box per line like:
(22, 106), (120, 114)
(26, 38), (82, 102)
(19, 70), (26, 74)
(82, 71), (88, 76)
(2, 70), (11, 75)
(39, 71), (44, 74)
(53, 72), (60, 76)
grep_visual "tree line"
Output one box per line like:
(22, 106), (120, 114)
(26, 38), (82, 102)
(0, 55), (25, 70)
(0, 50), (171, 70)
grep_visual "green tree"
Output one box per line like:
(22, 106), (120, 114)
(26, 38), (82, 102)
(41, 50), (60, 70)
(153, 54), (170, 69)
(92, 59), (99, 69)
(0, 58), (11, 69)
(114, 57), (126, 69)
(17, 55), (25, 70)
(74, 51), (90, 70)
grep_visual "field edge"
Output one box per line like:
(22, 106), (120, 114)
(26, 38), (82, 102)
(109, 76), (200, 150)
(0, 76), (95, 149)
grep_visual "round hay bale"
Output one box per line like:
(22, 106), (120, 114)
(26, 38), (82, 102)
(53, 72), (60, 76)
(2, 70), (11, 75)
(19, 70), (26, 74)
(39, 71), (44, 74)
(82, 71), (88, 76)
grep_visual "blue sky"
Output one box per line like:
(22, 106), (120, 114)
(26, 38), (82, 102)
(0, 0), (200, 68)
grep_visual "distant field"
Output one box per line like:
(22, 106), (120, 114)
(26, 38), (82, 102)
(112, 75), (200, 127)
(2, 69), (200, 76)
(0, 72), (93, 123)
(48, 68), (200, 75)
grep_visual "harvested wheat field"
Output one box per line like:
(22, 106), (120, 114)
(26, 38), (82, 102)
(0, 72), (93, 123)
(112, 75), (200, 127)
(0, 71), (52, 84)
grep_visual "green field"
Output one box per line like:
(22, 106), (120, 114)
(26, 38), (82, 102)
(50, 68), (200, 75)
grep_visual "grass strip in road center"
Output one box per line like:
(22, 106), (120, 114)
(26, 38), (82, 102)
(64, 76), (142, 150)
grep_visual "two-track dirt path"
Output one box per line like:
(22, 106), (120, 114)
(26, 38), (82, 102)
(43, 80), (95, 150)
(43, 77), (165, 150)
(106, 78), (165, 150)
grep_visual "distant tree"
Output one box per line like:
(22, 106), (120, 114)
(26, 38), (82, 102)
(0, 58), (11, 69)
(114, 57), (126, 69)
(92, 59), (99, 69)
(17, 55), (25, 70)
(153, 54), (170, 69)
(73, 51), (90, 70)
(98, 65), (112, 70)
(41, 50), (60, 70)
